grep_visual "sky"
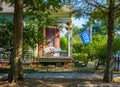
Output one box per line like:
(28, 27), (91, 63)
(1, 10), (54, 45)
(60, 18), (87, 36)
(73, 18), (88, 28)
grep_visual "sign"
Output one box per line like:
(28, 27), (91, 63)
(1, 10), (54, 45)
(80, 29), (91, 45)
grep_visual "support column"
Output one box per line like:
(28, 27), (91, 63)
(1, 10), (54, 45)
(67, 23), (72, 57)
(90, 18), (93, 42)
(68, 29), (70, 57)
(70, 28), (72, 57)
(43, 28), (46, 55)
(34, 44), (38, 57)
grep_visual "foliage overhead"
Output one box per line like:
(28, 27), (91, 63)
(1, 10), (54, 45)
(1, 0), (64, 28)
(0, 18), (13, 49)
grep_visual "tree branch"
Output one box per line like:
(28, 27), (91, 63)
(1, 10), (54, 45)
(84, 0), (108, 15)
(23, 0), (37, 8)
(114, 10), (120, 19)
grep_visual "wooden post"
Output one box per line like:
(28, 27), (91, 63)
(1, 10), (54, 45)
(43, 28), (46, 56)
(66, 22), (72, 57)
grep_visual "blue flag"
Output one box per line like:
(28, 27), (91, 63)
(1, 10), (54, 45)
(80, 29), (91, 45)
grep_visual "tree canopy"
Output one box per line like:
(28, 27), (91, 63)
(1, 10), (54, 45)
(70, 0), (120, 82)
(0, 0), (66, 83)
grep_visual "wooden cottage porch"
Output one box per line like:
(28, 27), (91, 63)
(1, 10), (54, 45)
(37, 5), (74, 67)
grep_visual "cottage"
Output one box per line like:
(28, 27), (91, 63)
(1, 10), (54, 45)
(0, 2), (74, 67)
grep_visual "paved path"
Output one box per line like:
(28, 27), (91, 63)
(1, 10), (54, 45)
(1, 73), (120, 86)
(0, 73), (120, 79)
(25, 73), (104, 79)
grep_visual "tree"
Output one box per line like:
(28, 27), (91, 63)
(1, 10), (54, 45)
(60, 36), (68, 51)
(7, 0), (24, 83)
(23, 20), (44, 54)
(1, 0), (65, 83)
(72, 39), (83, 53)
(114, 37), (120, 52)
(71, 0), (120, 82)
(0, 18), (13, 49)
(91, 34), (107, 69)
(72, 25), (84, 36)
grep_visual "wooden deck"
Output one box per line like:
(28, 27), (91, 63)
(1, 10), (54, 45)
(39, 56), (73, 62)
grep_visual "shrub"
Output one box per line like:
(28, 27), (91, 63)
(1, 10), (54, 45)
(72, 53), (88, 64)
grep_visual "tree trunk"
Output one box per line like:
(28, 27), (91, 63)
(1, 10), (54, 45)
(103, 0), (115, 83)
(95, 59), (100, 70)
(8, 0), (24, 83)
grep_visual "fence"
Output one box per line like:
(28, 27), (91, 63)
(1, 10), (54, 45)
(0, 51), (104, 73)
(114, 55), (120, 71)
(0, 51), (10, 67)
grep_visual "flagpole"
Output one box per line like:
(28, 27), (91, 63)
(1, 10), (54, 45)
(90, 18), (92, 43)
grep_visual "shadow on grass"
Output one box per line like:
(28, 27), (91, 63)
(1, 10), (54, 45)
(1, 78), (120, 87)
(0, 67), (39, 74)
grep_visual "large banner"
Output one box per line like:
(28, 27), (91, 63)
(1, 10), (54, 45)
(80, 29), (91, 45)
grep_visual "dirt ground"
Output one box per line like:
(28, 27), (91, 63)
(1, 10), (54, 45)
(0, 70), (120, 87)
(0, 77), (120, 87)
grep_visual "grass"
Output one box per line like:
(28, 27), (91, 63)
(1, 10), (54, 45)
(3, 60), (120, 74)
(0, 61), (97, 74)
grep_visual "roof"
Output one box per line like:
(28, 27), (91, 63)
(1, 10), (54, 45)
(0, 2), (14, 13)
(0, 2), (73, 24)
(0, 3), (73, 16)
(50, 5), (73, 18)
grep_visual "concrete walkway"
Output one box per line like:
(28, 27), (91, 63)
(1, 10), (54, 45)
(0, 73), (120, 79)
(24, 73), (104, 79)
(0, 73), (120, 87)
